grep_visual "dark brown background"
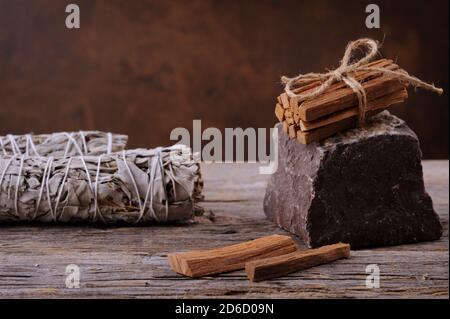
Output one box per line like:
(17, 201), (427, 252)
(0, 0), (448, 158)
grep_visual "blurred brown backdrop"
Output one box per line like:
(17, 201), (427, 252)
(0, 0), (448, 158)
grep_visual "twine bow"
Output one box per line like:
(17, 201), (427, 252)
(281, 38), (443, 125)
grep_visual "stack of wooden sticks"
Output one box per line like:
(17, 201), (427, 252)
(275, 59), (409, 144)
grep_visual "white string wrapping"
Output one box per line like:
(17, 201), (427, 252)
(0, 147), (202, 224)
(0, 132), (126, 158)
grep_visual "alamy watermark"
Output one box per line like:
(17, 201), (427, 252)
(365, 4), (380, 29)
(365, 264), (381, 288)
(65, 264), (81, 289)
(170, 120), (279, 175)
(65, 4), (80, 29)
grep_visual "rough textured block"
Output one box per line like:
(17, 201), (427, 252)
(264, 111), (442, 248)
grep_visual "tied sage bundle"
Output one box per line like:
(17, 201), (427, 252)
(0, 145), (203, 224)
(0, 132), (128, 157)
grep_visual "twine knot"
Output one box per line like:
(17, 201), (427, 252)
(282, 38), (443, 125)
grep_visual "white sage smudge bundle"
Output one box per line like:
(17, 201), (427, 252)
(0, 145), (203, 224)
(0, 131), (128, 157)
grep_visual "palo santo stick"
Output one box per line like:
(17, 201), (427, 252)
(277, 95), (282, 104)
(291, 58), (393, 96)
(288, 125), (298, 138)
(282, 121), (289, 134)
(298, 72), (406, 121)
(300, 88), (408, 131)
(297, 108), (388, 144)
(245, 243), (350, 282)
(286, 117), (294, 125)
(288, 59), (397, 110)
(280, 93), (290, 109)
(293, 112), (301, 124)
(168, 235), (297, 278)
(276, 60), (394, 115)
(275, 103), (285, 122)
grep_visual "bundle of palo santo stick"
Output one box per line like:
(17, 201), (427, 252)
(276, 38), (443, 144)
(275, 58), (409, 144)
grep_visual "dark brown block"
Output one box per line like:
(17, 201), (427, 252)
(264, 111), (442, 248)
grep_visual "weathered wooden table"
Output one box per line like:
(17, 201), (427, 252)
(0, 161), (448, 299)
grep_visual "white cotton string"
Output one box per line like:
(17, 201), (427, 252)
(33, 157), (53, 220)
(45, 157), (55, 220)
(25, 136), (29, 156)
(0, 157), (15, 218)
(63, 155), (100, 221)
(79, 131), (88, 155)
(0, 157), (14, 192)
(121, 150), (144, 214)
(14, 156), (25, 219)
(63, 133), (85, 157)
(141, 149), (171, 223)
(61, 134), (99, 219)
(25, 134), (40, 156)
(62, 134), (97, 214)
(168, 165), (177, 199)
(141, 152), (160, 223)
(0, 148), (186, 224)
(78, 157), (94, 196)
(0, 138), (7, 156)
(9, 135), (21, 155)
(107, 132), (113, 154)
(122, 149), (170, 223)
(93, 155), (104, 222)
(7, 135), (21, 156)
(53, 157), (73, 221)
(54, 155), (103, 222)
(62, 133), (74, 158)
(157, 152), (169, 222)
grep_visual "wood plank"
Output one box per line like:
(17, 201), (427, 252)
(0, 161), (447, 299)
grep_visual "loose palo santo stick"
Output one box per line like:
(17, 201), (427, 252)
(168, 235), (297, 278)
(245, 243), (351, 282)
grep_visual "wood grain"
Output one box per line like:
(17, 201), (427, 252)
(246, 243), (351, 282)
(299, 74), (406, 122)
(275, 103), (285, 122)
(0, 161), (448, 298)
(168, 234), (297, 277)
(299, 88), (408, 132)
(297, 108), (385, 144)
